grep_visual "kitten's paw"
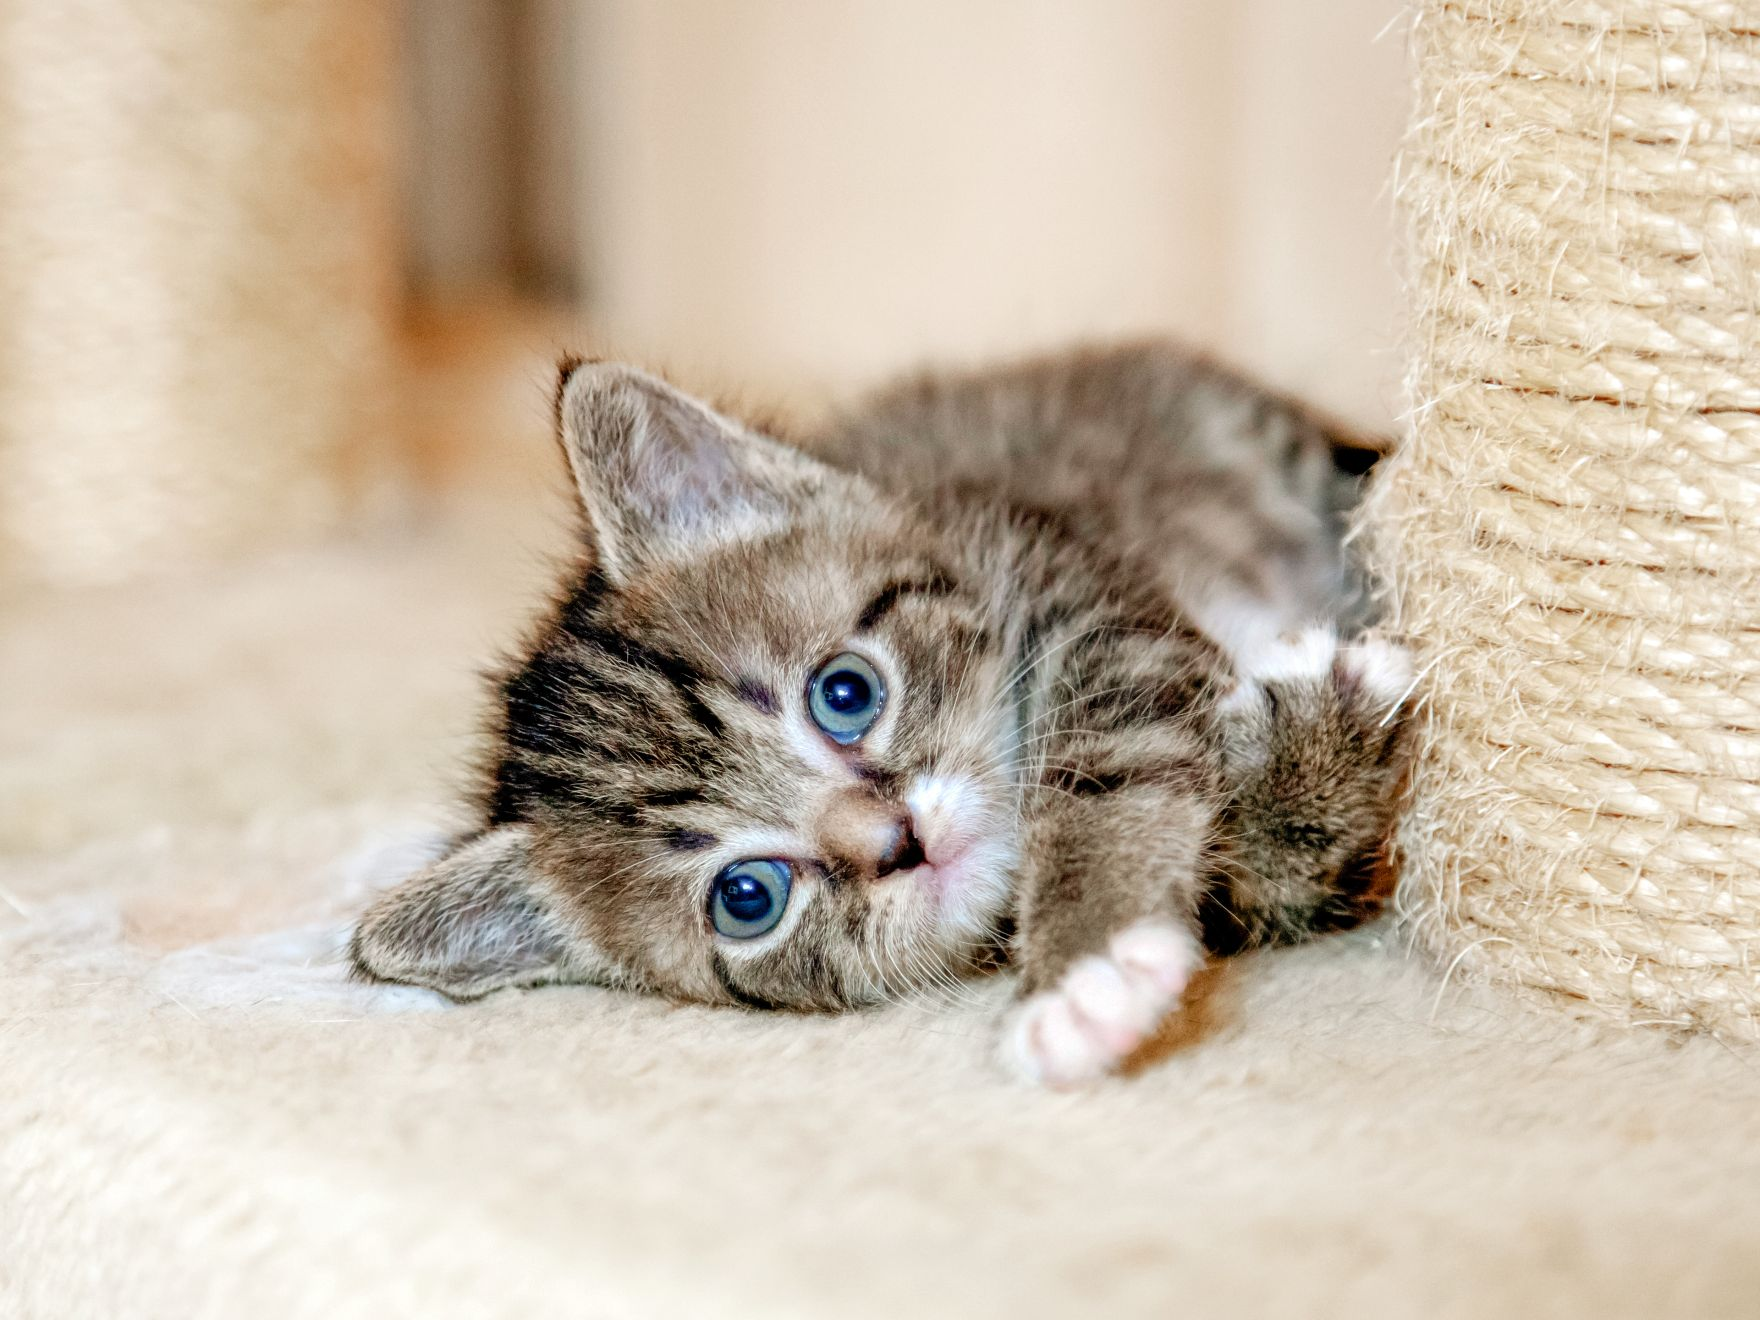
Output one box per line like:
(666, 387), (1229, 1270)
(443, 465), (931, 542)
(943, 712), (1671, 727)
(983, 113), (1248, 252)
(1335, 635), (1414, 715)
(1221, 626), (1413, 722)
(1002, 920), (1202, 1088)
(1218, 624), (1337, 714)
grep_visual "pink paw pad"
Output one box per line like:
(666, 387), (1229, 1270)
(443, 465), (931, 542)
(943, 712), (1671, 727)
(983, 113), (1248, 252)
(1110, 921), (1200, 997)
(1003, 920), (1202, 1088)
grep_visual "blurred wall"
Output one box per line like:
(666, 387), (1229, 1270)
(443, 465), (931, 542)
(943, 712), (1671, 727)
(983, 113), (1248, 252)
(405, 1), (1409, 430)
(404, 0), (580, 298)
(572, 0), (1409, 429)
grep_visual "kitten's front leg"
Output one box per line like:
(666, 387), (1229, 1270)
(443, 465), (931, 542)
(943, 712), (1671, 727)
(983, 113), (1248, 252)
(1004, 785), (1215, 1087)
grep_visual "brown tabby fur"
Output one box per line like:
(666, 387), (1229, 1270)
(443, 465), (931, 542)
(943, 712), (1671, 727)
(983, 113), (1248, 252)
(352, 342), (1410, 1045)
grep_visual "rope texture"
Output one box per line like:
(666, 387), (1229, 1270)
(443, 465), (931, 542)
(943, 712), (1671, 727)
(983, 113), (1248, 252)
(1370, 0), (1760, 1039)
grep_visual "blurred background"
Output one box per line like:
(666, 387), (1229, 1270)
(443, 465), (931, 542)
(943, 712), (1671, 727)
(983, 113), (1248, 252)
(0, 0), (1408, 854)
(0, 0), (1407, 587)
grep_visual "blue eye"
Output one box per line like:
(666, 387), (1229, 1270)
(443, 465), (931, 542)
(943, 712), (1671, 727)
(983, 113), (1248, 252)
(808, 652), (885, 743)
(710, 859), (792, 939)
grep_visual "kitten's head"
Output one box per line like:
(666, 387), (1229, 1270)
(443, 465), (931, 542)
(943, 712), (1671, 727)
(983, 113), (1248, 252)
(353, 361), (1021, 1010)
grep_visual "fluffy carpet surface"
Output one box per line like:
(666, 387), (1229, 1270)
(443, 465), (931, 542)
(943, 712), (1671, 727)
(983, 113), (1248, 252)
(5, 517), (1760, 1319)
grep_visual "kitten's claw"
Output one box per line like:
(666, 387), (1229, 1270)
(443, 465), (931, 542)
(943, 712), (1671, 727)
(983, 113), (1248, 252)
(1002, 920), (1202, 1088)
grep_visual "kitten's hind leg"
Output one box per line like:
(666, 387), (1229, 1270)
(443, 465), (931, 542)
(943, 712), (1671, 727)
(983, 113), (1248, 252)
(1206, 626), (1414, 954)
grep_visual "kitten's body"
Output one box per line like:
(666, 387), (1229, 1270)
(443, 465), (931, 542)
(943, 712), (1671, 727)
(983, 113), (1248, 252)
(354, 342), (1411, 1085)
(816, 344), (1377, 647)
(816, 346), (1404, 953)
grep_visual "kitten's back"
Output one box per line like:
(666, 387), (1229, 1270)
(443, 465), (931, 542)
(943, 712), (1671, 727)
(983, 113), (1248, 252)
(815, 341), (1382, 645)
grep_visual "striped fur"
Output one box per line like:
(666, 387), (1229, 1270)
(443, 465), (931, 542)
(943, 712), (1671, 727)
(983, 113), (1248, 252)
(353, 342), (1411, 1045)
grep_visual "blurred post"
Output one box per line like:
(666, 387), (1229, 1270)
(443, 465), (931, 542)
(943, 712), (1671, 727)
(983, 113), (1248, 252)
(0, 1), (401, 584)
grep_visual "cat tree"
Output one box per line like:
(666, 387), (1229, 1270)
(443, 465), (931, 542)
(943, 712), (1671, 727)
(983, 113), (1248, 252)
(1371, 0), (1760, 1040)
(0, 0), (399, 584)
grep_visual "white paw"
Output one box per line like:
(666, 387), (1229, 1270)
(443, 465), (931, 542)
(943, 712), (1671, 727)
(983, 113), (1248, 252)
(1002, 920), (1202, 1088)
(1218, 624), (1336, 714)
(1243, 624), (1338, 684)
(1337, 635), (1414, 711)
(1219, 627), (1413, 717)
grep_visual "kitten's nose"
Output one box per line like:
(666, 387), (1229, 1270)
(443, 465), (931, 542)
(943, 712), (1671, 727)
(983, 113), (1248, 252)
(818, 792), (924, 881)
(873, 816), (926, 878)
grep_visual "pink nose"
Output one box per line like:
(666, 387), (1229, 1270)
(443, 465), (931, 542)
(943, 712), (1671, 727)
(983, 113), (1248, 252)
(872, 815), (926, 878)
(817, 792), (925, 881)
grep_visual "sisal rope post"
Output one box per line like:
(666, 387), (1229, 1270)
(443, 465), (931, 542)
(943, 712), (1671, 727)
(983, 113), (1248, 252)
(1370, 0), (1760, 1039)
(0, 1), (400, 585)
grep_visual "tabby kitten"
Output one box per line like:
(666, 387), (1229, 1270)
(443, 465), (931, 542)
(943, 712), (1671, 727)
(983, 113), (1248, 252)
(353, 343), (1412, 1086)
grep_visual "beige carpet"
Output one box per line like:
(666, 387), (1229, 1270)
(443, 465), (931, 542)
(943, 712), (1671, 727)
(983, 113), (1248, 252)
(6, 510), (1760, 1319)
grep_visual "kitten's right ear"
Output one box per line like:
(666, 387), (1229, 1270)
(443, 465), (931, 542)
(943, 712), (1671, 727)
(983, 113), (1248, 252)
(553, 358), (818, 583)
(350, 825), (619, 1000)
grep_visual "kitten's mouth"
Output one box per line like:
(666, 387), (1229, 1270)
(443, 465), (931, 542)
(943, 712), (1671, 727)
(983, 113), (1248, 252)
(904, 835), (975, 893)
(901, 775), (1003, 918)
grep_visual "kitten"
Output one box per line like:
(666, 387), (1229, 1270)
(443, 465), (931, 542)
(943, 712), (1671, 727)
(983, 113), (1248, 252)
(352, 342), (1412, 1086)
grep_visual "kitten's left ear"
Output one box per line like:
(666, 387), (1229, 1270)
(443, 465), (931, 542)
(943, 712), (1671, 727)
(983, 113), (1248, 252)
(350, 825), (620, 1000)
(555, 359), (823, 583)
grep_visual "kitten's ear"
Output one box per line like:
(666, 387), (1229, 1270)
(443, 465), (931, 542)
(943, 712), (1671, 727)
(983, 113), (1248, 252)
(555, 359), (818, 582)
(350, 825), (618, 1000)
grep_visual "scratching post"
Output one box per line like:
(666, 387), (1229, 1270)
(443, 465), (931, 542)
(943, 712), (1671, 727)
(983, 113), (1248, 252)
(0, 0), (399, 584)
(1371, 0), (1760, 1039)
